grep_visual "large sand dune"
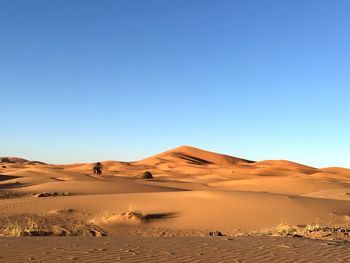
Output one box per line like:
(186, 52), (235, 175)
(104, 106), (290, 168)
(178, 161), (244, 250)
(1, 146), (350, 262)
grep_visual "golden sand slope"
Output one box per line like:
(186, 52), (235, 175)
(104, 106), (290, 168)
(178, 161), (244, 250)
(137, 145), (254, 166)
(1, 146), (350, 262)
(1, 190), (350, 233)
(1, 145), (350, 237)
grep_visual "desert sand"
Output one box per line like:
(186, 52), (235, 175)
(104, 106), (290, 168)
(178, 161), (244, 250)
(1, 236), (350, 263)
(1, 145), (350, 262)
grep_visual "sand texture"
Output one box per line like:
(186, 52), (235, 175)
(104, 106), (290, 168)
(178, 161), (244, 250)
(1, 236), (350, 263)
(1, 146), (350, 262)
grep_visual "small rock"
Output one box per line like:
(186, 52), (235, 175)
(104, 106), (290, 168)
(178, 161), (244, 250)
(34, 192), (59, 198)
(209, 231), (224, 236)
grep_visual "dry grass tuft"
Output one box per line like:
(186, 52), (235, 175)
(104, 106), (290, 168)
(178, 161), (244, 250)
(90, 206), (145, 225)
(274, 223), (298, 236)
(0, 191), (27, 200)
(0, 214), (106, 237)
(252, 223), (350, 241)
(127, 205), (145, 220)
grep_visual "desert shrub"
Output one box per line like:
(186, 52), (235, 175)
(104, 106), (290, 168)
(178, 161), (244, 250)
(93, 162), (102, 175)
(127, 206), (145, 220)
(142, 171), (153, 179)
(275, 223), (297, 236)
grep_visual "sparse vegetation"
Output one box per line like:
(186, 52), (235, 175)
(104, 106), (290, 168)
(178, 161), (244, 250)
(252, 223), (350, 241)
(90, 206), (145, 225)
(0, 191), (27, 200)
(275, 223), (298, 236)
(0, 214), (106, 237)
(0, 191), (70, 199)
(127, 206), (145, 220)
(33, 192), (70, 198)
(142, 171), (153, 179)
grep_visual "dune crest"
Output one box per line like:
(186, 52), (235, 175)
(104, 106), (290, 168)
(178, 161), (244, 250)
(136, 145), (254, 166)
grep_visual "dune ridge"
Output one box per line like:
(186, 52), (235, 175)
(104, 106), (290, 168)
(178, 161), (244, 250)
(1, 145), (350, 240)
(1, 145), (350, 262)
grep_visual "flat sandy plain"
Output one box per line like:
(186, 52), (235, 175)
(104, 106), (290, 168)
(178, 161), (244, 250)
(1, 146), (350, 262)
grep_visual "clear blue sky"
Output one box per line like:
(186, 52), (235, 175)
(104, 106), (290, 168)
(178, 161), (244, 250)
(1, 0), (349, 167)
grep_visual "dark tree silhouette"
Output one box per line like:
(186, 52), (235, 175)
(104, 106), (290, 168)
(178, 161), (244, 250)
(93, 162), (102, 175)
(142, 171), (153, 179)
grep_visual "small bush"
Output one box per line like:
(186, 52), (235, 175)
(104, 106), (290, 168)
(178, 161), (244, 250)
(127, 208), (145, 221)
(93, 162), (102, 175)
(142, 171), (153, 179)
(275, 223), (297, 236)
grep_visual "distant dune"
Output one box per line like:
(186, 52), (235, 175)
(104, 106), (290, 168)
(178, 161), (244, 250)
(137, 145), (255, 166)
(1, 145), (350, 241)
(0, 157), (29, 163)
(0, 157), (46, 165)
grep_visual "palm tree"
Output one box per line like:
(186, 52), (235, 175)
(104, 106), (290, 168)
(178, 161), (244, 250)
(93, 162), (102, 175)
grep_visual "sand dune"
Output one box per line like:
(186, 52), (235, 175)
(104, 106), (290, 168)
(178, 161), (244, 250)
(1, 144), (350, 199)
(209, 177), (350, 195)
(1, 146), (350, 262)
(137, 145), (254, 166)
(1, 190), (350, 233)
(322, 167), (350, 174)
(0, 157), (46, 165)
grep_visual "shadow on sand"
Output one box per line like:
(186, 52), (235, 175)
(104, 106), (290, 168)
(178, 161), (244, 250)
(0, 174), (20, 182)
(144, 212), (178, 222)
(0, 174), (27, 190)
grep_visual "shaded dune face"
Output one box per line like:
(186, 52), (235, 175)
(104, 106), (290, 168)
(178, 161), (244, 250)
(136, 145), (254, 166)
(171, 152), (214, 165)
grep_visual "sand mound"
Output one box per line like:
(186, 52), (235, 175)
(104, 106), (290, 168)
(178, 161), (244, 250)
(321, 167), (350, 174)
(91, 209), (145, 225)
(137, 145), (254, 166)
(256, 160), (315, 169)
(209, 177), (350, 195)
(0, 157), (46, 165)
